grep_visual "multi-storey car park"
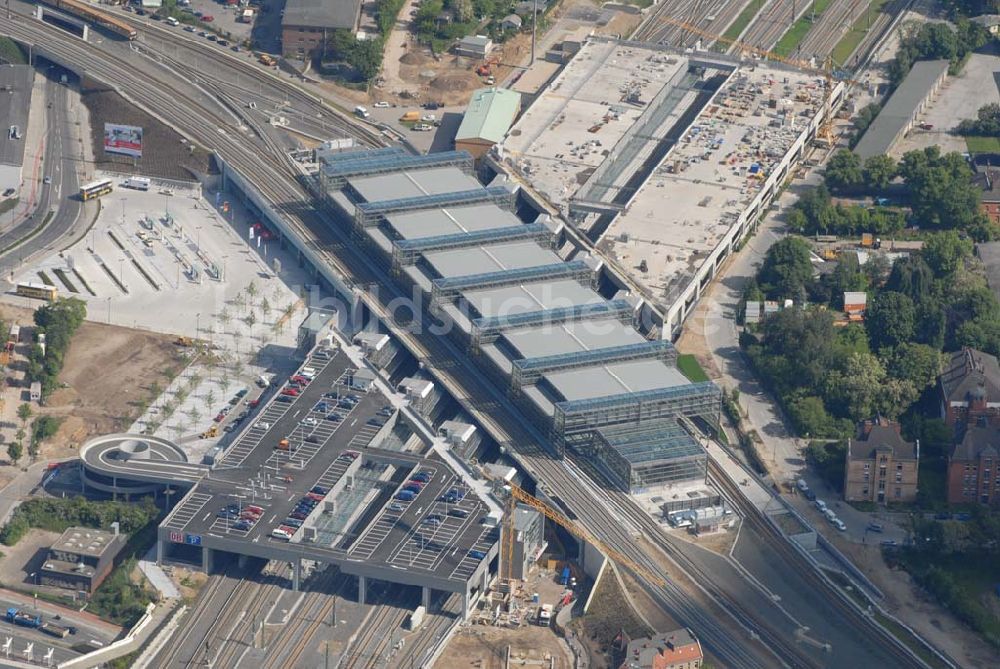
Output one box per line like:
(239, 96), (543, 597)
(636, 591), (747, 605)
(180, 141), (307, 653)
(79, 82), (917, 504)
(319, 148), (720, 494)
(80, 346), (501, 618)
(494, 37), (845, 337)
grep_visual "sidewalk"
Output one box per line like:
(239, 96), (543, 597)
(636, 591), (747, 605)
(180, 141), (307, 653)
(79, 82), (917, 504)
(4, 71), (47, 235)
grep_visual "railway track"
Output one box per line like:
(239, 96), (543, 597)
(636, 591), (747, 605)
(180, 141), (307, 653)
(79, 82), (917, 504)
(632, 0), (746, 47)
(0, 13), (933, 669)
(153, 571), (243, 667)
(259, 567), (348, 669)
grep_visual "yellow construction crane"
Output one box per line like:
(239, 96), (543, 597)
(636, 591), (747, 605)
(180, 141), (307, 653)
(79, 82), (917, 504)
(496, 478), (666, 588)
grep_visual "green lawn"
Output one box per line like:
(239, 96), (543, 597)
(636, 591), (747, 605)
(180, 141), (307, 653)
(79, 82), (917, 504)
(677, 354), (710, 382)
(831, 0), (892, 66)
(720, 0), (766, 45)
(965, 136), (1000, 154)
(773, 0), (834, 58)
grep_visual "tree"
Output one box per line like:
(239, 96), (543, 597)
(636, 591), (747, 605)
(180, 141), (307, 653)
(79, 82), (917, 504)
(886, 255), (935, 302)
(452, 0), (473, 22)
(260, 296), (271, 322)
(956, 102), (1000, 136)
(822, 253), (867, 308)
(853, 103), (882, 134)
(6, 441), (21, 465)
(205, 388), (216, 410)
(866, 291), (916, 350)
(863, 155), (896, 191)
(824, 150), (864, 193)
(824, 352), (917, 421)
(758, 237), (814, 300)
(787, 395), (840, 438)
(889, 343), (942, 391)
(898, 148), (984, 232)
(16, 403), (32, 428)
(922, 230), (973, 276)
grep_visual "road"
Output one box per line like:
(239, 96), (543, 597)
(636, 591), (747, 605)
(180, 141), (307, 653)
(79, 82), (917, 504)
(0, 67), (87, 280)
(0, 11), (934, 669)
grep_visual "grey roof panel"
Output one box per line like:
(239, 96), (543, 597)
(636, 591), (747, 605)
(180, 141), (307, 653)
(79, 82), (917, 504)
(282, 0), (361, 30)
(545, 360), (689, 401)
(386, 203), (521, 240)
(348, 167), (481, 203)
(501, 319), (644, 359)
(463, 279), (604, 318)
(423, 241), (560, 279)
(855, 60), (948, 159)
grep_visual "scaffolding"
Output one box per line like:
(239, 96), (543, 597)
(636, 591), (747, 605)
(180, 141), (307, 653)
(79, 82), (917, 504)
(551, 381), (720, 457)
(321, 151), (474, 191)
(431, 260), (594, 305)
(318, 146), (404, 168)
(354, 186), (515, 228)
(511, 340), (676, 389)
(392, 222), (554, 266)
(470, 298), (637, 346)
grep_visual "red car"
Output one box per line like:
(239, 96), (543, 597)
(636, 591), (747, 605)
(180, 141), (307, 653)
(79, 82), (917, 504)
(290, 375), (309, 385)
(202, 15), (214, 22)
(214, 413), (226, 423)
(249, 399), (260, 408)
(281, 387), (300, 397)
(306, 492), (324, 502)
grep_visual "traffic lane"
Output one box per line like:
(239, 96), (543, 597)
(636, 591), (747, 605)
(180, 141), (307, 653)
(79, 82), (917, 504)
(731, 525), (905, 666)
(0, 627), (79, 664)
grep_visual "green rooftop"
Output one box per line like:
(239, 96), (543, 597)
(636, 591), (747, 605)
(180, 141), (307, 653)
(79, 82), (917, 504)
(455, 87), (522, 145)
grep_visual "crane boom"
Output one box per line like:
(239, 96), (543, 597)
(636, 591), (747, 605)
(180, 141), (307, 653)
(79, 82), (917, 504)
(501, 480), (666, 587)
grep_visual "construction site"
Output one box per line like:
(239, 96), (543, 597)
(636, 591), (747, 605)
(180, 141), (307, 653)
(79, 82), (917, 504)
(493, 37), (845, 338)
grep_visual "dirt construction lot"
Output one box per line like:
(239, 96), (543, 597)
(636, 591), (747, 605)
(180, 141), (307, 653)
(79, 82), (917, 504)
(0, 303), (189, 464)
(434, 625), (573, 669)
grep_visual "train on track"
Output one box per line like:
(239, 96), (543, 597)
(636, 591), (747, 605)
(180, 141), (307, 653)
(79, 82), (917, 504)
(38, 0), (138, 40)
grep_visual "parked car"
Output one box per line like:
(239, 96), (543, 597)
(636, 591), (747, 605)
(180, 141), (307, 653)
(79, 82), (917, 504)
(389, 503), (404, 512)
(301, 417), (318, 427)
(468, 549), (486, 559)
(448, 508), (469, 518)
(373, 101), (391, 108)
(832, 518), (847, 531)
(867, 523), (884, 533)
(412, 123), (434, 132)
(311, 486), (329, 496)
(202, 14), (214, 21)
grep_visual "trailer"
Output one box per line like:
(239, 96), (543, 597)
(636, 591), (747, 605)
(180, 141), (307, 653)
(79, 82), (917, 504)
(40, 622), (69, 638)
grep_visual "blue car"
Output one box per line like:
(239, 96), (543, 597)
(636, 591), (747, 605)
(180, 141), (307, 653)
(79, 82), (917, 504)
(233, 520), (252, 531)
(468, 549), (486, 560)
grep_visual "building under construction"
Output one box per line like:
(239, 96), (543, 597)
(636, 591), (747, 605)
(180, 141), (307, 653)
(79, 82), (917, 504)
(319, 148), (719, 494)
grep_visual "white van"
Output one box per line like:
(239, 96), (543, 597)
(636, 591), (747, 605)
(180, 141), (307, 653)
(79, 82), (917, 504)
(823, 508), (837, 523)
(166, 17), (179, 26)
(354, 106), (371, 119)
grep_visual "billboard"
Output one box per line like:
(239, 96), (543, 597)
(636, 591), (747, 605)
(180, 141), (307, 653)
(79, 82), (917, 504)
(104, 123), (143, 158)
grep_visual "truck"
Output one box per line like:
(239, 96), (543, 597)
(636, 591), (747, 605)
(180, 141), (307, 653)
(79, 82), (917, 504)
(405, 605), (425, 630)
(125, 176), (151, 191)
(399, 111), (420, 123)
(537, 604), (553, 626)
(6, 608), (41, 628)
(240, 8), (254, 22)
(40, 622), (69, 638)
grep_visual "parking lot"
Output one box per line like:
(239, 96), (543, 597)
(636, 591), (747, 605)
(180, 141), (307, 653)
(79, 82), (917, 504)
(160, 344), (498, 584)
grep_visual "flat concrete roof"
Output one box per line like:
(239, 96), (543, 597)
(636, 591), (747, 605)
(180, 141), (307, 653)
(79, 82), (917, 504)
(348, 167), (481, 203)
(51, 527), (121, 558)
(282, 0), (361, 30)
(600, 63), (825, 310)
(0, 65), (33, 169)
(423, 241), (561, 279)
(499, 318), (643, 359)
(386, 203), (521, 240)
(502, 40), (690, 211)
(461, 278), (604, 318)
(544, 359), (689, 402)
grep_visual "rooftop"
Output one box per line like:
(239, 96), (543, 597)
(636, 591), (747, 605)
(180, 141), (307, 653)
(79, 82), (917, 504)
(543, 359), (689, 402)
(854, 59), (949, 160)
(456, 88), (522, 145)
(952, 424), (1000, 461)
(423, 240), (561, 279)
(348, 167), (481, 203)
(598, 420), (703, 466)
(940, 347), (1000, 403)
(977, 242), (1000, 303)
(386, 203), (521, 240)
(281, 0), (361, 30)
(849, 418), (917, 461)
(502, 40), (692, 211)
(461, 278), (604, 319)
(50, 527), (122, 558)
(499, 318), (644, 359)
(622, 627), (703, 669)
(599, 63), (826, 311)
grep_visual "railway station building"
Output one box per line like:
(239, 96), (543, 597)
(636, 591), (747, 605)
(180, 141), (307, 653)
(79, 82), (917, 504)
(319, 148), (720, 493)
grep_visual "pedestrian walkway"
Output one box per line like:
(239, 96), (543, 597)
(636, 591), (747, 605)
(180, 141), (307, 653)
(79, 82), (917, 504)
(139, 546), (180, 599)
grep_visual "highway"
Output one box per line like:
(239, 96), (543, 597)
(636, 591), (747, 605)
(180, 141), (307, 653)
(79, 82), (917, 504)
(0, 11), (934, 669)
(0, 66), (87, 279)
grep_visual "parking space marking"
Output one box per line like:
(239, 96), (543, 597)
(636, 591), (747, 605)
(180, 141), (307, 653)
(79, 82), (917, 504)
(163, 492), (213, 530)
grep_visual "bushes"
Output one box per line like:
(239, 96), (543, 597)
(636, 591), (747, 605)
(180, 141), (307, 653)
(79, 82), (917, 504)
(0, 497), (158, 546)
(87, 558), (150, 627)
(26, 298), (87, 399)
(805, 440), (847, 493)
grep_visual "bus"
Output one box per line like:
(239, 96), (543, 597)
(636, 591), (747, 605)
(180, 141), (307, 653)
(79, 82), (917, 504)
(40, 0), (138, 40)
(15, 282), (58, 302)
(79, 179), (113, 201)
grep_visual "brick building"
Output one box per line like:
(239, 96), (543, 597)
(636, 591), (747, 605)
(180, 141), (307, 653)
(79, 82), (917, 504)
(973, 164), (1000, 224)
(281, 0), (362, 59)
(939, 347), (1000, 428)
(615, 628), (703, 669)
(947, 424), (1000, 505)
(844, 418), (919, 504)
